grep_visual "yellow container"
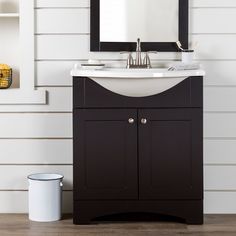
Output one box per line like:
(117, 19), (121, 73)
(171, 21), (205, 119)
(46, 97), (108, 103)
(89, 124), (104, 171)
(0, 66), (12, 89)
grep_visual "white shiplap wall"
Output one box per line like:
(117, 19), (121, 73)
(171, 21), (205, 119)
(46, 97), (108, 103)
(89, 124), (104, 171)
(0, 0), (235, 213)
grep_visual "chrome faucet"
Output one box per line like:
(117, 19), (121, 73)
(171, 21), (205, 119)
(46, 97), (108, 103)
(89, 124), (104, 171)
(121, 38), (157, 69)
(135, 38), (142, 66)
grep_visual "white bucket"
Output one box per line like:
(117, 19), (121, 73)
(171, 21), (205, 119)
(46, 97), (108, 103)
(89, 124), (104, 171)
(28, 173), (64, 222)
(182, 50), (194, 64)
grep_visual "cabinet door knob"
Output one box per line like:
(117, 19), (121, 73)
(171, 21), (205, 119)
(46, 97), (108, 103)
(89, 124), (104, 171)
(128, 118), (135, 124)
(141, 118), (147, 124)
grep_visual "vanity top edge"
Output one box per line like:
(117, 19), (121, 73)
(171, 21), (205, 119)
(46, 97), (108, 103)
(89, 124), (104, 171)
(71, 68), (205, 78)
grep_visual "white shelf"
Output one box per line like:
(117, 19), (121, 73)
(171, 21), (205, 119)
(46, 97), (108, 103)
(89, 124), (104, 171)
(0, 89), (46, 105)
(0, 13), (19, 18)
(0, 1), (46, 105)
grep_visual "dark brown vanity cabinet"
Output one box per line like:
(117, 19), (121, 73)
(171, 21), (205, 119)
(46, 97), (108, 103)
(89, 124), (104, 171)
(73, 77), (203, 225)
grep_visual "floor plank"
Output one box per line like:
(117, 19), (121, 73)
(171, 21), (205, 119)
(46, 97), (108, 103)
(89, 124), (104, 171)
(0, 214), (236, 236)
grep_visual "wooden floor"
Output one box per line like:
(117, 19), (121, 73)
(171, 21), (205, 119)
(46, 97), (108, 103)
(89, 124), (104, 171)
(0, 214), (236, 236)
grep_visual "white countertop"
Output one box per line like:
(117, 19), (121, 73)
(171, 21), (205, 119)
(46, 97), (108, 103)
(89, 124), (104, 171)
(71, 68), (205, 78)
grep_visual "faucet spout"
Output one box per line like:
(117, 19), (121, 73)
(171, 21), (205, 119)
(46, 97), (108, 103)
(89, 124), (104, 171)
(135, 38), (142, 66)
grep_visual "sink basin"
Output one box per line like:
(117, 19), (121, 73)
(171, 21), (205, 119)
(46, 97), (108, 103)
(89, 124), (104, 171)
(71, 68), (205, 97)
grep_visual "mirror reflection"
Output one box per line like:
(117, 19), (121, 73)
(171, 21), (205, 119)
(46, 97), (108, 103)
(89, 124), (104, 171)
(100, 0), (179, 42)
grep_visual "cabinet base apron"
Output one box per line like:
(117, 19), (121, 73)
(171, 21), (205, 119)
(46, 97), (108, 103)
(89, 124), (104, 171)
(73, 200), (203, 225)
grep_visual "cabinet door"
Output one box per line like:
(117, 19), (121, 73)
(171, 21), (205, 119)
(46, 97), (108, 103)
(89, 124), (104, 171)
(74, 109), (138, 200)
(139, 109), (203, 200)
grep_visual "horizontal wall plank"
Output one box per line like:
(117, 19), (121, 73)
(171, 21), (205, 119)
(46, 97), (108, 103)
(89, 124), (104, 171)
(37, 61), (75, 86)
(19, 83), (236, 115)
(205, 166), (236, 190)
(202, 61), (236, 86)
(2, 164), (236, 199)
(0, 87), (72, 112)
(0, 191), (72, 213)
(36, 0), (236, 9)
(37, 78), (236, 114)
(4, 138), (236, 166)
(36, 9), (89, 34)
(1, 190), (235, 214)
(36, 0), (89, 8)
(37, 34), (236, 60)
(191, 8), (236, 34)
(5, 138), (236, 166)
(192, 35), (236, 60)
(192, 0), (236, 8)
(0, 114), (72, 138)
(4, 139), (236, 165)
(204, 113), (236, 138)
(0, 190), (232, 214)
(204, 87), (236, 112)
(204, 192), (236, 214)
(2, 139), (236, 166)
(36, 60), (236, 87)
(0, 139), (72, 164)
(38, 0), (233, 9)
(36, 35), (89, 60)
(0, 166), (72, 190)
(36, 8), (236, 35)
(0, 190), (235, 214)
(36, 35), (179, 60)
(2, 138), (235, 166)
(204, 140), (236, 164)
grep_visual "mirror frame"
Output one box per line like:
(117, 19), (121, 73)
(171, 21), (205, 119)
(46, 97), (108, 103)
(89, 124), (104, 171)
(90, 0), (189, 52)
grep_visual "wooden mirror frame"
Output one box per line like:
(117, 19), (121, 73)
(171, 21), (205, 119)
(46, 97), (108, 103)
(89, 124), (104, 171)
(90, 0), (189, 52)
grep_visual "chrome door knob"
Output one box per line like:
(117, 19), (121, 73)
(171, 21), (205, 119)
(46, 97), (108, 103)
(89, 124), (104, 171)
(128, 118), (135, 124)
(141, 118), (147, 124)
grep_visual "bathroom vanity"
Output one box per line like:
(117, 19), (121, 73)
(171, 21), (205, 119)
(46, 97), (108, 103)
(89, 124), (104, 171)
(72, 68), (205, 225)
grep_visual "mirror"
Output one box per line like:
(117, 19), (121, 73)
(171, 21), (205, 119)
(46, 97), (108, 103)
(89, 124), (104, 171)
(91, 0), (189, 52)
(100, 0), (179, 43)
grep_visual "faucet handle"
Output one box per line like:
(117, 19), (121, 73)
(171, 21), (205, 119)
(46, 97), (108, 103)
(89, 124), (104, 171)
(143, 51), (158, 68)
(143, 52), (151, 69)
(120, 51), (134, 68)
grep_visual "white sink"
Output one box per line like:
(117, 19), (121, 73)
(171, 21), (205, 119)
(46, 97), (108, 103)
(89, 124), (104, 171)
(71, 68), (205, 97)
